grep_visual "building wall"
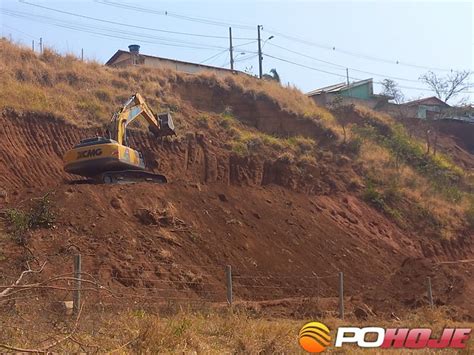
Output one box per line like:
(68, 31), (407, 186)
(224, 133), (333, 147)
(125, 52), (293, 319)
(108, 53), (236, 77)
(143, 57), (236, 77)
(417, 105), (442, 119)
(310, 92), (385, 109)
(107, 53), (137, 68)
(340, 83), (372, 100)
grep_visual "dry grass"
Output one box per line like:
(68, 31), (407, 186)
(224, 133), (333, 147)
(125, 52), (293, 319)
(358, 140), (469, 236)
(0, 39), (332, 129)
(2, 306), (472, 353)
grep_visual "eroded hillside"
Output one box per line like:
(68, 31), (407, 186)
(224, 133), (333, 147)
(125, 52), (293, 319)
(0, 40), (473, 320)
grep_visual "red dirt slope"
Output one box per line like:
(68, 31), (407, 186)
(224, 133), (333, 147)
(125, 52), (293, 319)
(0, 109), (472, 318)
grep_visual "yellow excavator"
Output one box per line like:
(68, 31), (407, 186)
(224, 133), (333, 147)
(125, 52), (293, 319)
(63, 93), (175, 183)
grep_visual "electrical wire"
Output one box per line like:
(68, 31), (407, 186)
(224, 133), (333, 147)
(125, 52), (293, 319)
(234, 54), (258, 63)
(94, 0), (458, 72)
(200, 49), (228, 64)
(267, 42), (427, 84)
(9, 1), (471, 92)
(19, 0), (256, 40)
(1, 23), (38, 40)
(265, 53), (348, 79)
(264, 28), (455, 72)
(220, 53), (230, 67)
(264, 53), (474, 93)
(95, 0), (256, 31)
(1, 8), (229, 51)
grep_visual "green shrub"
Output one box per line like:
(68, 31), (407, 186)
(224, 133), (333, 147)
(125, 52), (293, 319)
(363, 185), (404, 224)
(244, 136), (264, 152)
(354, 123), (463, 193)
(261, 134), (287, 150)
(196, 115), (209, 128)
(277, 152), (295, 164)
(4, 194), (55, 245)
(231, 141), (248, 155)
(466, 198), (474, 229)
(436, 184), (463, 203)
(219, 116), (233, 129)
(228, 127), (241, 139)
(222, 106), (234, 118)
(384, 181), (402, 205)
(343, 137), (362, 156)
(411, 203), (443, 231)
(4, 209), (29, 244)
(363, 184), (385, 211)
(298, 154), (317, 165)
(286, 136), (315, 154)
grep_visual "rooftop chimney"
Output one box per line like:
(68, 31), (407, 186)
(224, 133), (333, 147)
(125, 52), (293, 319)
(128, 44), (140, 54)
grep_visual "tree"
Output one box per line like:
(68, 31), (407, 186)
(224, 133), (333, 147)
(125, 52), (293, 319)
(329, 95), (355, 143)
(262, 68), (280, 83)
(381, 79), (404, 104)
(419, 70), (471, 103)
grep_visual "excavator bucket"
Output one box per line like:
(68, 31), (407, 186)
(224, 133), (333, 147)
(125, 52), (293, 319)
(152, 112), (176, 137)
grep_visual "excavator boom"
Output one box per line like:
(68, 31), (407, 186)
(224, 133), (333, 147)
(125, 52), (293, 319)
(110, 93), (175, 145)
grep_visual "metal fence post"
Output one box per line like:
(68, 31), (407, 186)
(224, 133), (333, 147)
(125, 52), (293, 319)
(226, 265), (232, 306)
(339, 272), (344, 319)
(427, 276), (433, 308)
(73, 254), (82, 315)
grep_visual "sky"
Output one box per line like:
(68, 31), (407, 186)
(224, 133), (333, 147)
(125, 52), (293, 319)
(1, 0), (473, 103)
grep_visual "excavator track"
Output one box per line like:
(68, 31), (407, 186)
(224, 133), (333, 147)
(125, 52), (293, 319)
(97, 170), (167, 184)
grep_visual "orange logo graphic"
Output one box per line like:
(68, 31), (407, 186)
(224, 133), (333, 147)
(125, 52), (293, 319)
(299, 321), (331, 353)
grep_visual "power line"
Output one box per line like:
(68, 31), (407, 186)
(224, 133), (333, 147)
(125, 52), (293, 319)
(264, 53), (474, 93)
(201, 40), (258, 64)
(1, 24), (38, 40)
(95, 0), (256, 31)
(264, 53), (347, 79)
(267, 43), (425, 84)
(264, 29), (455, 72)
(1, 9), (230, 51)
(234, 54), (258, 63)
(94, 0), (459, 72)
(200, 49), (228, 64)
(18, 0), (256, 40)
(9, 2), (471, 94)
(220, 53), (230, 67)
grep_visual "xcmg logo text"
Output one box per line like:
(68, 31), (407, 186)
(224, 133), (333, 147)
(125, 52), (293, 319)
(299, 322), (471, 353)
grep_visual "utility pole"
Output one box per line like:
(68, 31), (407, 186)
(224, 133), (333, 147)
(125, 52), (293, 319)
(257, 25), (263, 79)
(73, 254), (82, 315)
(229, 27), (234, 71)
(81, 48), (84, 61)
(39, 37), (43, 54)
(226, 265), (233, 306)
(339, 272), (344, 319)
(346, 68), (353, 99)
(32, 40), (34, 52)
(427, 277), (434, 308)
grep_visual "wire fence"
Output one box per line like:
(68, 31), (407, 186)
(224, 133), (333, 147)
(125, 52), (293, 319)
(3, 253), (464, 351)
(6, 252), (466, 326)
(1, 253), (445, 318)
